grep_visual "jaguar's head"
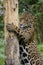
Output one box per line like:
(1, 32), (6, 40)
(19, 12), (34, 29)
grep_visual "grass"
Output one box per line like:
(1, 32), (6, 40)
(38, 44), (43, 59)
(0, 39), (43, 65)
(0, 59), (5, 65)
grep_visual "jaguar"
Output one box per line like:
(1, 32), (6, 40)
(6, 12), (42, 65)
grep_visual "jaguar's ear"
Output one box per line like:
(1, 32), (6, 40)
(32, 15), (35, 24)
(32, 15), (35, 20)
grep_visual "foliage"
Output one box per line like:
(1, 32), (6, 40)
(34, 13), (43, 43)
(0, 39), (5, 65)
(38, 44), (43, 60)
(19, 0), (39, 13)
(30, 2), (43, 14)
(0, 2), (4, 38)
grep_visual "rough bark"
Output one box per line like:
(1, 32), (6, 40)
(4, 0), (20, 65)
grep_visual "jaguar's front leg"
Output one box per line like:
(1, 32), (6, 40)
(6, 23), (23, 37)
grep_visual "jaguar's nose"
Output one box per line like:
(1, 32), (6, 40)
(20, 25), (24, 28)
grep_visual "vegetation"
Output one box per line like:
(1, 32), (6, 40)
(0, 0), (43, 65)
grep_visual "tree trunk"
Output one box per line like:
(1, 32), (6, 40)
(4, 0), (20, 65)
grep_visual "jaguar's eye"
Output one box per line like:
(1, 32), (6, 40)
(19, 24), (23, 28)
(28, 25), (31, 28)
(20, 24), (23, 26)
